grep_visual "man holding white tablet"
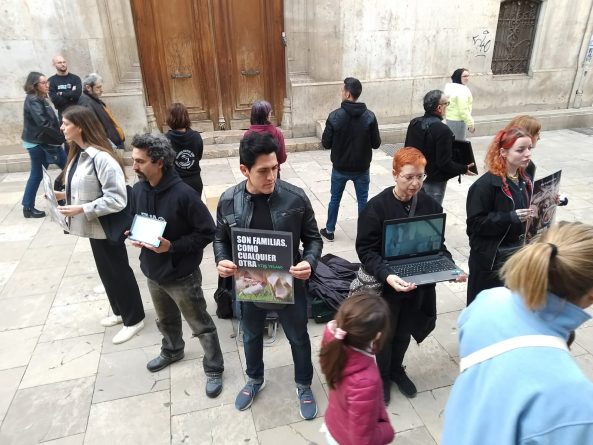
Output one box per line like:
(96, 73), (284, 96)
(128, 133), (225, 399)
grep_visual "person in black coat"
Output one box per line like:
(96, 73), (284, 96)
(466, 127), (534, 305)
(319, 77), (381, 242)
(404, 90), (475, 205)
(164, 103), (204, 195)
(21, 71), (66, 218)
(356, 147), (465, 404)
(78, 73), (125, 149)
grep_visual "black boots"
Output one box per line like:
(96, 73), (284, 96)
(23, 207), (46, 218)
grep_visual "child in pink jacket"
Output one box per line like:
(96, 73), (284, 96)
(319, 292), (395, 445)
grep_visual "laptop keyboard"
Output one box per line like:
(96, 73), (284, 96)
(390, 258), (454, 278)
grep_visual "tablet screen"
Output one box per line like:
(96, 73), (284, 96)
(128, 214), (167, 247)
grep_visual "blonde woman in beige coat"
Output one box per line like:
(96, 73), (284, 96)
(57, 105), (145, 344)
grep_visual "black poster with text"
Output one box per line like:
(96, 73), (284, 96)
(231, 228), (294, 304)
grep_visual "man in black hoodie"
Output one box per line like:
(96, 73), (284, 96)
(319, 77), (381, 242)
(129, 133), (224, 399)
(404, 90), (475, 205)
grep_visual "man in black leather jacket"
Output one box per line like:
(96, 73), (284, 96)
(214, 132), (322, 420)
(319, 77), (381, 242)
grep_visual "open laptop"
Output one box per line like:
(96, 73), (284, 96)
(382, 213), (464, 285)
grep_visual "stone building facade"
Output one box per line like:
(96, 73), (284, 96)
(1, 0), (592, 146)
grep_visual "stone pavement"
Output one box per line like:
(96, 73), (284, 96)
(1, 129), (593, 445)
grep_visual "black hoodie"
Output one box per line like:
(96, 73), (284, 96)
(130, 169), (215, 284)
(165, 128), (203, 178)
(321, 101), (381, 172)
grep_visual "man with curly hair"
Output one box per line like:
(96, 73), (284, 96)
(129, 133), (224, 398)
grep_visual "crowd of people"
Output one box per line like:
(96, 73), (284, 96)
(18, 57), (593, 444)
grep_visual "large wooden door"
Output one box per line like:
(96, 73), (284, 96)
(131, 0), (285, 131)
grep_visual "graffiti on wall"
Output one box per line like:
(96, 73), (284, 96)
(472, 30), (492, 57)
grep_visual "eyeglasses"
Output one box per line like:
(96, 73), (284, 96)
(398, 173), (427, 182)
(461, 75), (470, 78)
(439, 101), (450, 106)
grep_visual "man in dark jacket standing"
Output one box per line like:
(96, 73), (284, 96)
(405, 90), (475, 205)
(129, 133), (224, 399)
(319, 77), (381, 242)
(48, 55), (82, 122)
(78, 73), (125, 150)
(214, 132), (323, 420)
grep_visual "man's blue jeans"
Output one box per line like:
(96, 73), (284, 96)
(241, 280), (313, 385)
(22, 144), (67, 208)
(325, 168), (370, 232)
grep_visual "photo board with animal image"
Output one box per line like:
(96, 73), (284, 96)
(231, 227), (294, 304)
(526, 170), (562, 241)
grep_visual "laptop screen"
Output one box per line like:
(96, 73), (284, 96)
(382, 213), (446, 260)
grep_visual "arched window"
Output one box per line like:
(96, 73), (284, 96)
(491, 0), (542, 75)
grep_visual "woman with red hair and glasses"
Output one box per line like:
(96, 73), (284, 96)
(466, 127), (534, 305)
(356, 147), (466, 404)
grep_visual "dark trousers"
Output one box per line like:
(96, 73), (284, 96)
(89, 238), (145, 326)
(377, 295), (421, 381)
(147, 269), (224, 377)
(241, 281), (313, 385)
(467, 255), (503, 305)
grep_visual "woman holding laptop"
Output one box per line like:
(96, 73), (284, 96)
(356, 147), (465, 404)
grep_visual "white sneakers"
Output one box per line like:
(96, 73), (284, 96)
(100, 315), (123, 327)
(112, 320), (145, 345)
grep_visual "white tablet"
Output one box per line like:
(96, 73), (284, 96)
(128, 214), (167, 248)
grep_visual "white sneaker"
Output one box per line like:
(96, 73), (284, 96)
(112, 320), (144, 344)
(100, 315), (123, 327)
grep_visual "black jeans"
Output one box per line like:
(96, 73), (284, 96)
(147, 269), (224, 377)
(377, 295), (422, 381)
(241, 280), (313, 385)
(90, 238), (145, 326)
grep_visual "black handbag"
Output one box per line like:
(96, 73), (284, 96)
(91, 157), (133, 243)
(494, 241), (524, 270)
(42, 145), (63, 165)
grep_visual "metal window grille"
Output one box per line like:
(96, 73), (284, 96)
(491, 0), (542, 75)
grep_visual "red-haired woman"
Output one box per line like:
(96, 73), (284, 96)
(466, 127), (534, 305)
(356, 147), (465, 404)
(165, 103), (204, 195)
(244, 100), (287, 175)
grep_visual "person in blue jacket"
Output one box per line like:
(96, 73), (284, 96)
(442, 221), (593, 444)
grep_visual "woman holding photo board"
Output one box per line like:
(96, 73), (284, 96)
(56, 105), (145, 344)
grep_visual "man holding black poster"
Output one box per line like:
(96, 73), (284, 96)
(214, 132), (323, 420)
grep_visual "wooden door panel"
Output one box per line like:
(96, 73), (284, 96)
(229, 0), (267, 112)
(152, 0), (209, 121)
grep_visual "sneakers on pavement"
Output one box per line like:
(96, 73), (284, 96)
(391, 367), (417, 398)
(146, 352), (184, 372)
(206, 376), (223, 398)
(320, 228), (334, 242)
(100, 314), (123, 327)
(112, 320), (144, 344)
(296, 384), (317, 420)
(235, 378), (265, 411)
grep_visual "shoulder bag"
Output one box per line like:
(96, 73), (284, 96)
(91, 156), (133, 243)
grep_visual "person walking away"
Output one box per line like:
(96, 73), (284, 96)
(319, 77), (381, 242)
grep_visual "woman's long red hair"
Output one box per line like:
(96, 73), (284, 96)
(485, 127), (531, 179)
